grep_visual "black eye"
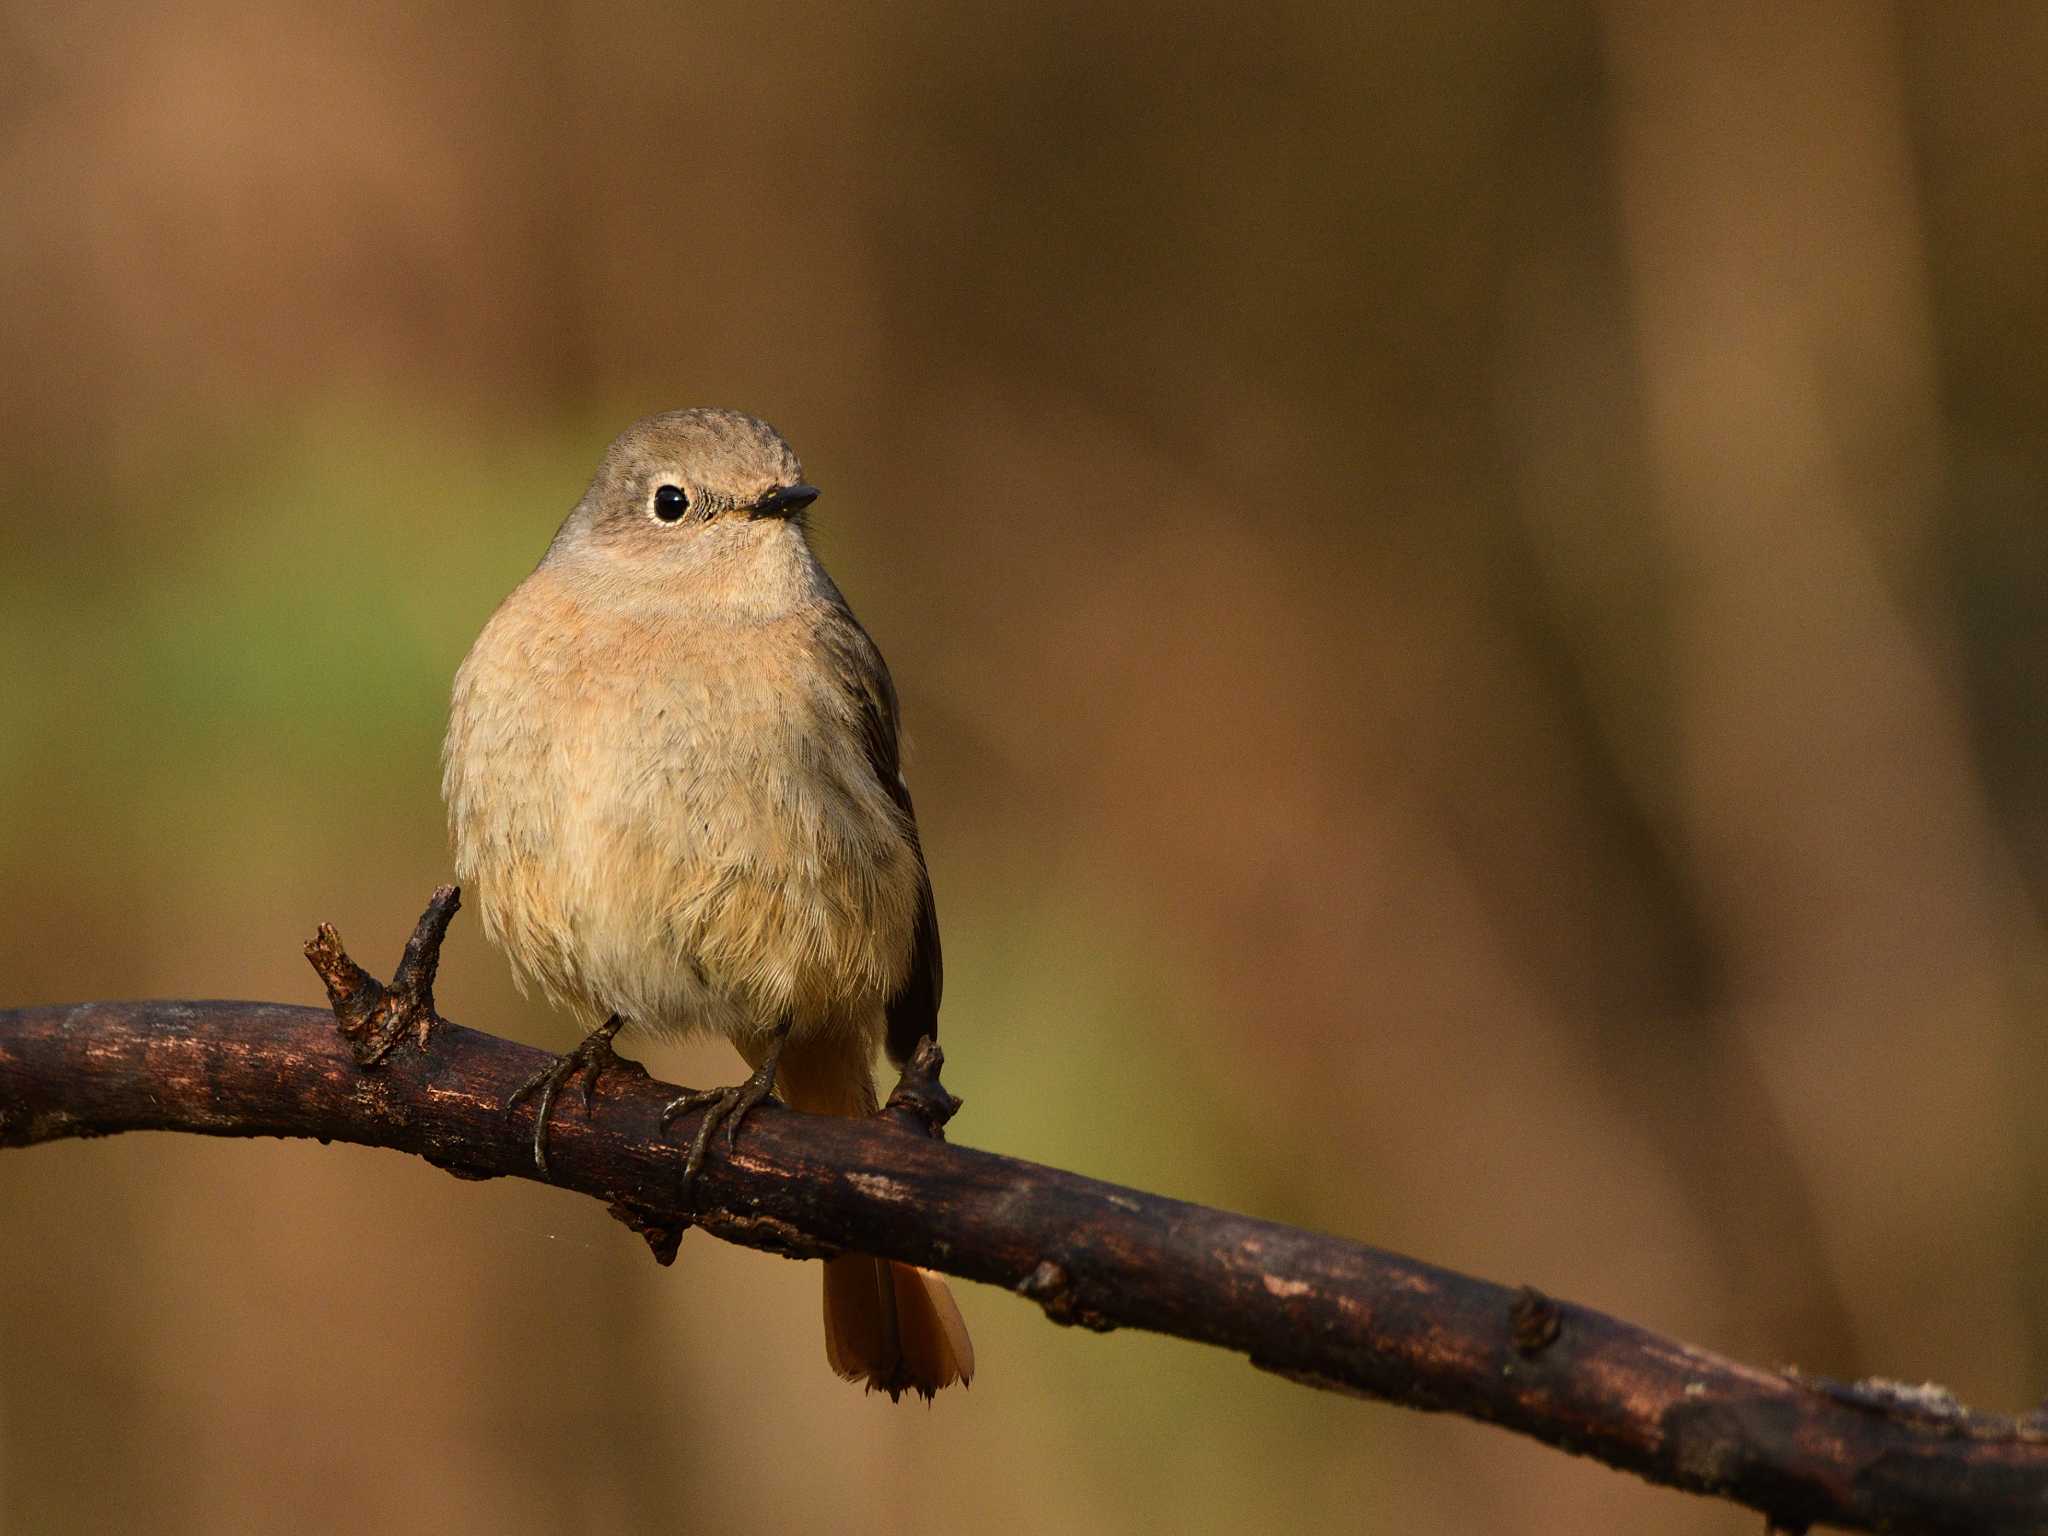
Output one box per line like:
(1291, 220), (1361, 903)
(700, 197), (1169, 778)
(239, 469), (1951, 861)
(653, 484), (688, 522)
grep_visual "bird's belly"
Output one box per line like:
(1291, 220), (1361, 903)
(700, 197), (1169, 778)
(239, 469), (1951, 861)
(460, 697), (920, 1050)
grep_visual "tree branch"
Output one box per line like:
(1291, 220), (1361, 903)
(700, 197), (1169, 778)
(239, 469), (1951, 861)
(1, 891), (2043, 1533)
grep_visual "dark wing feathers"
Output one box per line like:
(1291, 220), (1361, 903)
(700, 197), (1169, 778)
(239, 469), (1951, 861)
(820, 611), (942, 1065)
(886, 799), (944, 1066)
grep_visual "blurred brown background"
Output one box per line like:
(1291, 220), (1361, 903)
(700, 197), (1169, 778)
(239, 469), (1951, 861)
(2, 2), (2044, 1531)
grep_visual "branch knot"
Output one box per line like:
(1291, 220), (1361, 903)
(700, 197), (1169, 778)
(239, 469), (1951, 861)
(303, 885), (460, 1066)
(880, 1035), (962, 1138)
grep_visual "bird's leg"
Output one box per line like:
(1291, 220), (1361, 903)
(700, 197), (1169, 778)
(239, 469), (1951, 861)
(506, 1013), (630, 1178)
(660, 1018), (792, 1195)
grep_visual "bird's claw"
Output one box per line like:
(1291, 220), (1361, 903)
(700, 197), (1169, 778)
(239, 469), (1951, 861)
(660, 1051), (782, 1194)
(506, 1015), (627, 1178)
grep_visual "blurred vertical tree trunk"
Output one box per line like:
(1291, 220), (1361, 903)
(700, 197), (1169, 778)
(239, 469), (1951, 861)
(1600, 0), (2029, 1398)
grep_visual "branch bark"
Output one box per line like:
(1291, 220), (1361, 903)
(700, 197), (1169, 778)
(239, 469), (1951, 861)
(1, 890), (2042, 1534)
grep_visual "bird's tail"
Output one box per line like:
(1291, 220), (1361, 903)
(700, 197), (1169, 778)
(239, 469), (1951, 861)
(821, 1252), (975, 1401)
(774, 1035), (975, 1401)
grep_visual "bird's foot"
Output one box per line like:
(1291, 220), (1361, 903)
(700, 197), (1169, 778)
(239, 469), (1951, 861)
(506, 1014), (629, 1178)
(660, 1025), (789, 1196)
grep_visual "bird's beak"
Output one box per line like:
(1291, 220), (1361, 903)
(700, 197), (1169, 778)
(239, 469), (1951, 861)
(749, 483), (821, 520)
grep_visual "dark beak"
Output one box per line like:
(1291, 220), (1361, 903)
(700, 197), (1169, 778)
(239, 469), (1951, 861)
(749, 483), (821, 520)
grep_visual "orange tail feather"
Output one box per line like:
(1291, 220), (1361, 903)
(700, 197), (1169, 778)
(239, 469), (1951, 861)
(823, 1254), (975, 1401)
(773, 1034), (976, 1399)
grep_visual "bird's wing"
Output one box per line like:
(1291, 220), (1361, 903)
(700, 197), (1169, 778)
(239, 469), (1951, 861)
(820, 610), (942, 1066)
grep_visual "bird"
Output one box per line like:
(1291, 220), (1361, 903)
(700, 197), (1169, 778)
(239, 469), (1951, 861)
(442, 407), (973, 1399)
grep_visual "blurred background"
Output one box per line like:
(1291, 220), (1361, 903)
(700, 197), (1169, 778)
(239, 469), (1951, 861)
(2, 1), (2043, 1531)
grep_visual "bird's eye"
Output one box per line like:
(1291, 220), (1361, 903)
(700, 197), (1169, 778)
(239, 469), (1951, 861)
(653, 484), (689, 522)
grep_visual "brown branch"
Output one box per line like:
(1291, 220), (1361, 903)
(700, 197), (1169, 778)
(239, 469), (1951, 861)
(1, 892), (2044, 1533)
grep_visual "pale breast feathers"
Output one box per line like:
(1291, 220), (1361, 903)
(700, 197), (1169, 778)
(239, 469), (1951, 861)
(446, 569), (931, 1044)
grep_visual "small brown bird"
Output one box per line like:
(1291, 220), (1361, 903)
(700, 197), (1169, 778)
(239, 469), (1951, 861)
(442, 408), (972, 1399)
